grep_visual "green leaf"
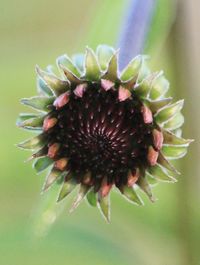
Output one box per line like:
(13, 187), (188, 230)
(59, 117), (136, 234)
(17, 134), (46, 150)
(20, 96), (55, 112)
(42, 168), (62, 192)
(86, 189), (97, 207)
(57, 177), (77, 202)
(70, 184), (90, 212)
(96, 45), (115, 71)
(148, 164), (177, 182)
(36, 66), (69, 96)
(163, 130), (193, 146)
(121, 186), (143, 206)
(120, 55), (143, 82)
(155, 100), (184, 124)
(98, 195), (110, 223)
(57, 54), (81, 77)
(85, 47), (101, 81)
(163, 112), (184, 130)
(162, 145), (188, 159)
(33, 157), (53, 174)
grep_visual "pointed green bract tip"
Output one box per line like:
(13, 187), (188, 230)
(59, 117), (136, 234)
(97, 195), (110, 223)
(84, 47), (101, 81)
(57, 177), (77, 202)
(86, 189), (97, 207)
(33, 157), (53, 174)
(96, 44), (115, 71)
(121, 186), (144, 206)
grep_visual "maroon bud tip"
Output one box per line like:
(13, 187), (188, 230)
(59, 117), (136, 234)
(53, 92), (70, 109)
(54, 158), (68, 171)
(147, 146), (158, 166)
(43, 117), (57, 131)
(101, 79), (114, 91)
(153, 129), (163, 151)
(118, 86), (131, 102)
(127, 168), (140, 187)
(74, 83), (87, 98)
(48, 143), (60, 158)
(141, 105), (153, 124)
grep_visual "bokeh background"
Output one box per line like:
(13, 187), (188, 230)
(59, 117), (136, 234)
(0, 0), (199, 264)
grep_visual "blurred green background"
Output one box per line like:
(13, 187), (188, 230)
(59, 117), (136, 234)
(0, 0), (199, 264)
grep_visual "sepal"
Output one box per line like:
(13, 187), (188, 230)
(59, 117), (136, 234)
(149, 72), (169, 100)
(148, 163), (177, 182)
(16, 113), (40, 127)
(33, 157), (53, 174)
(36, 66), (69, 96)
(72, 53), (85, 73)
(57, 54), (81, 77)
(17, 134), (46, 150)
(134, 72), (161, 98)
(86, 189), (97, 207)
(84, 47), (101, 81)
(42, 168), (63, 192)
(163, 112), (184, 131)
(102, 51), (119, 81)
(144, 98), (172, 113)
(120, 186), (143, 206)
(58, 63), (82, 84)
(57, 176), (77, 202)
(137, 177), (156, 202)
(145, 171), (158, 185)
(70, 184), (90, 212)
(18, 115), (44, 130)
(97, 193), (110, 223)
(20, 96), (55, 112)
(120, 55), (143, 82)
(28, 146), (48, 160)
(163, 130), (193, 146)
(37, 76), (54, 96)
(155, 100), (184, 124)
(96, 45), (115, 71)
(157, 152), (180, 174)
(161, 145), (188, 159)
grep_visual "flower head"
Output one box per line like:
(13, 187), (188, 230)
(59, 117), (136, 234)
(17, 45), (192, 222)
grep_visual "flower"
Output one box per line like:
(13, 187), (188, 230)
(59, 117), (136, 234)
(17, 45), (192, 222)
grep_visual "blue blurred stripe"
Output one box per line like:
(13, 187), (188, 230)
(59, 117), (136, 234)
(118, 0), (156, 70)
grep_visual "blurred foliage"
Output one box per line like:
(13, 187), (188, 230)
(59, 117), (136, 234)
(145, 0), (177, 56)
(0, 0), (199, 265)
